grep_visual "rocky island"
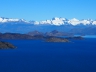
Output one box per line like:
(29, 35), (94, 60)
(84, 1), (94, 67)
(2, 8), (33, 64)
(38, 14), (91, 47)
(45, 37), (69, 42)
(0, 41), (16, 49)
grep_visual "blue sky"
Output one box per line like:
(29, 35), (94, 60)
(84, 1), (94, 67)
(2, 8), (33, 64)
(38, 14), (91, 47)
(0, 0), (96, 21)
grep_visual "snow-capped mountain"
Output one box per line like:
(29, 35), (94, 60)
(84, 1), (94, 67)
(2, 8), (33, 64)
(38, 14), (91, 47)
(0, 17), (28, 23)
(31, 17), (96, 25)
(0, 17), (96, 34)
(0, 17), (96, 25)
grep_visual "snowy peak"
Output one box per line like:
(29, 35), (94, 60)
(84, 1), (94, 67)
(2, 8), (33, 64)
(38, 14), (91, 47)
(68, 18), (80, 25)
(0, 17), (27, 23)
(0, 17), (96, 25)
(33, 17), (96, 25)
(52, 17), (66, 21)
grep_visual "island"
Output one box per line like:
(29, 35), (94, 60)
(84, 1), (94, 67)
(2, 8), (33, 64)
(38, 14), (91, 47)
(45, 37), (69, 42)
(0, 41), (16, 49)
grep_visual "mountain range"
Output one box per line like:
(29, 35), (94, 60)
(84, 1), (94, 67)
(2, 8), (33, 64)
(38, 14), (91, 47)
(0, 17), (96, 35)
(0, 17), (96, 25)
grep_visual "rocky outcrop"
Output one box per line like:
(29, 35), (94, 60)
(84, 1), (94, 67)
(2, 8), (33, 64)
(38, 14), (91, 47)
(45, 37), (69, 42)
(0, 41), (16, 49)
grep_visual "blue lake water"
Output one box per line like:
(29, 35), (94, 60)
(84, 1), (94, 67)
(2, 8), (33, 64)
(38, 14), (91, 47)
(83, 35), (96, 38)
(0, 38), (96, 72)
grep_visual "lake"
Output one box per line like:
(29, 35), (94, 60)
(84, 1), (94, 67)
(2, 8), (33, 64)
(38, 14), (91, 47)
(0, 38), (96, 72)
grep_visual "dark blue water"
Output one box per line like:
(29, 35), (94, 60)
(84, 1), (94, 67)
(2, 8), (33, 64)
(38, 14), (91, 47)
(0, 38), (96, 72)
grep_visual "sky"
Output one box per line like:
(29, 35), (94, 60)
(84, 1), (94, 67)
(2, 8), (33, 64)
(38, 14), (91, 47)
(0, 0), (96, 21)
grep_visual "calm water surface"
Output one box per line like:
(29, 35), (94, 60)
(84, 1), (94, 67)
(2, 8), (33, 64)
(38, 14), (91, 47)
(0, 38), (96, 72)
